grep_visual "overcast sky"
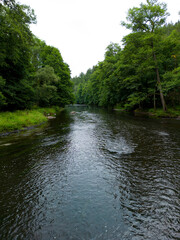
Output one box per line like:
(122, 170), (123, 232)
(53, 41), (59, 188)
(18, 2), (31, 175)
(19, 0), (179, 77)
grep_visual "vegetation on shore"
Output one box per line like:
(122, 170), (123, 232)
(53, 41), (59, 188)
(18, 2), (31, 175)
(147, 107), (180, 118)
(1, 0), (179, 126)
(0, 107), (63, 133)
(114, 104), (180, 118)
(0, 0), (74, 112)
(0, 0), (73, 133)
(72, 0), (180, 114)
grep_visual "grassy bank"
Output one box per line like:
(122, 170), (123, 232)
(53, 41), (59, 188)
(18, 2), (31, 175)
(0, 107), (63, 133)
(133, 106), (180, 118)
(148, 107), (180, 118)
(114, 103), (180, 118)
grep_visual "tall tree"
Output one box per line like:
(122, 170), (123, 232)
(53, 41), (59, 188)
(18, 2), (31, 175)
(0, 0), (36, 110)
(31, 38), (74, 107)
(121, 0), (169, 111)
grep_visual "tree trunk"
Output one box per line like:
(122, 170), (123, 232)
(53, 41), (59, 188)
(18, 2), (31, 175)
(154, 90), (156, 110)
(155, 66), (167, 111)
(152, 50), (167, 112)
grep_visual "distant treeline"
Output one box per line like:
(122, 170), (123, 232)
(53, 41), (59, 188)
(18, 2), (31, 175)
(72, 0), (180, 111)
(0, 0), (74, 111)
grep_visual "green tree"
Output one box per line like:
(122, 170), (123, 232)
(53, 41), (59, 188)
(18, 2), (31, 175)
(121, 0), (169, 111)
(0, 0), (74, 111)
(162, 67), (180, 106)
(31, 39), (74, 107)
(35, 65), (59, 107)
(0, 1), (36, 110)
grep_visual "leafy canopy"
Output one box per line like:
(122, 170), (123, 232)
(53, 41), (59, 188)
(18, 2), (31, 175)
(121, 0), (169, 32)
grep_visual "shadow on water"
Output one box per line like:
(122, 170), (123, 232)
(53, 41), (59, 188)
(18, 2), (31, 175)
(0, 106), (180, 240)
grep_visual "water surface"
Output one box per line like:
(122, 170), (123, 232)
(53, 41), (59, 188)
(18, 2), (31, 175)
(0, 107), (180, 240)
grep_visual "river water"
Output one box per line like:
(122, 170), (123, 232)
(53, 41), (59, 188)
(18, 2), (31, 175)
(0, 106), (180, 240)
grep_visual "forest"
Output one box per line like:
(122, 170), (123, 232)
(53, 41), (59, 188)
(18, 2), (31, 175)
(72, 0), (180, 114)
(0, 0), (74, 112)
(0, 0), (180, 117)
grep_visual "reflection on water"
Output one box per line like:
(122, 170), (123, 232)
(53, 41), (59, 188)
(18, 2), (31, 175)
(0, 107), (180, 240)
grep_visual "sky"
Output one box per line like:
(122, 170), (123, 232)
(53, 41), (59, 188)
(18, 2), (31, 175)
(19, 0), (179, 77)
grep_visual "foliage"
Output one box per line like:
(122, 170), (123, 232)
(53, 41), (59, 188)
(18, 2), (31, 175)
(34, 65), (58, 107)
(0, 1), (36, 110)
(1, 0), (179, 114)
(72, 43), (122, 107)
(148, 107), (180, 117)
(31, 38), (74, 107)
(72, 1), (180, 112)
(0, 0), (74, 111)
(121, 0), (169, 32)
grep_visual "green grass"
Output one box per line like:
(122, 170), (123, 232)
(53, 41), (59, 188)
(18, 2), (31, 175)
(0, 107), (63, 133)
(148, 106), (180, 118)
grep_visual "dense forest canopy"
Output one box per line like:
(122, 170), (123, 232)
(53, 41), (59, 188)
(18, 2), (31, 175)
(0, 0), (74, 111)
(72, 0), (180, 112)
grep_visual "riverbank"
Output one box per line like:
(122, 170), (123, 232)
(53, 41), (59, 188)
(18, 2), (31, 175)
(0, 107), (63, 134)
(134, 107), (180, 119)
(114, 105), (180, 119)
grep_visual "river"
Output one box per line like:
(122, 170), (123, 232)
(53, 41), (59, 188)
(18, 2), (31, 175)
(0, 106), (180, 240)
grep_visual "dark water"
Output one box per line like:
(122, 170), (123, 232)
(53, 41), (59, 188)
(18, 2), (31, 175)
(0, 107), (180, 240)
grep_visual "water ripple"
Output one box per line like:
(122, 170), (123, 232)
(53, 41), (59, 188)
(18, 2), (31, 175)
(0, 107), (180, 239)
